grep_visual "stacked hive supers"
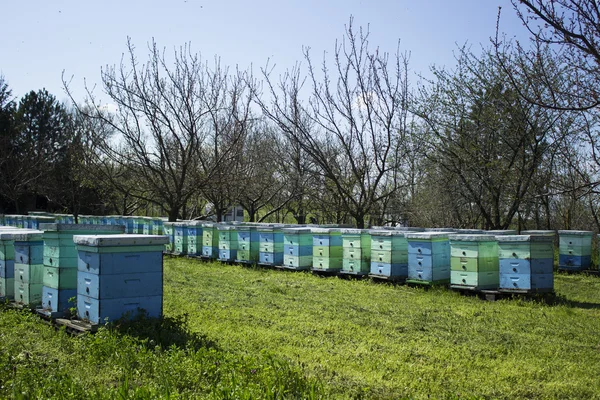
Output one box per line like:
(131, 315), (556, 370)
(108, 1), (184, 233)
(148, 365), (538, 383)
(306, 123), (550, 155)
(340, 229), (371, 276)
(449, 234), (499, 290)
(407, 232), (452, 284)
(369, 230), (409, 280)
(217, 225), (238, 262)
(173, 222), (188, 255)
(185, 222), (203, 256)
(13, 230), (45, 306)
(282, 227), (313, 270)
(236, 225), (259, 264)
(0, 232), (16, 299)
(311, 228), (343, 273)
(201, 223), (219, 259)
(39, 223), (125, 316)
(162, 222), (175, 253)
(74, 234), (168, 324)
(497, 234), (554, 290)
(558, 230), (593, 271)
(258, 225), (285, 266)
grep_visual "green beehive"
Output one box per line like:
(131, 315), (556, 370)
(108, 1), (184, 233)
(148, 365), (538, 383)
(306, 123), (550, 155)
(217, 224), (238, 262)
(163, 222), (175, 253)
(340, 229), (371, 275)
(0, 230), (19, 299)
(558, 230), (593, 271)
(282, 227), (313, 270)
(449, 234), (499, 290)
(185, 221), (203, 256)
(201, 222), (220, 259)
(173, 222), (188, 255)
(311, 227), (343, 272)
(236, 225), (260, 264)
(12, 230), (45, 306)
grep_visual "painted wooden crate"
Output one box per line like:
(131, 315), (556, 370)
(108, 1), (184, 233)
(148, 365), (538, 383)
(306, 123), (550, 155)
(0, 230), (19, 299)
(497, 234), (554, 291)
(217, 225), (238, 262)
(39, 223), (125, 314)
(340, 229), (371, 276)
(74, 234), (168, 324)
(311, 228), (343, 272)
(162, 222), (175, 253)
(558, 230), (593, 271)
(185, 221), (203, 256)
(12, 230), (45, 306)
(172, 222), (189, 255)
(282, 227), (313, 270)
(152, 218), (165, 235)
(200, 223), (220, 259)
(406, 232), (452, 284)
(236, 226), (260, 264)
(369, 230), (410, 279)
(258, 225), (286, 266)
(449, 234), (499, 290)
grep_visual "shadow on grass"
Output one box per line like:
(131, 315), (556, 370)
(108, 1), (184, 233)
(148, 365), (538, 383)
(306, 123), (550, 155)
(548, 294), (600, 310)
(110, 312), (219, 351)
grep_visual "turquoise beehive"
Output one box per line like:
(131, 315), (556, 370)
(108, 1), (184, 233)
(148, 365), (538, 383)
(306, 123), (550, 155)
(12, 230), (45, 307)
(340, 229), (371, 276)
(282, 227), (313, 270)
(497, 234), (554, 291)
(449, 234), (499, 290)
(311, 227), (343, 273)
(406, 232), (452, 284)
(558, 230), (593, 271)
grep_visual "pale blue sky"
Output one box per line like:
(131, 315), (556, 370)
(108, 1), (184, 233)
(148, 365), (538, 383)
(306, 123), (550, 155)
(1, 0), (528, 104)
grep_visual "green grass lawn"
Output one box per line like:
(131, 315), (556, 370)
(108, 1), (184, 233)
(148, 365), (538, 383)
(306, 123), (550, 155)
(2, 257), (600, 399)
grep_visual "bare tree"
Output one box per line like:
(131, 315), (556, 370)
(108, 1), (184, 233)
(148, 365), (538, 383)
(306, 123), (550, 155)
(258, 18), (411, 228)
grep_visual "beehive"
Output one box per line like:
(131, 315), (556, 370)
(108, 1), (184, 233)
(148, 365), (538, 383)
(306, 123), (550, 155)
(217, 225), (238, 262)
(185, 221), (203, 256)
(369, 230), (409, 279)
(258, 225), (286, 266)
(311, 228), (344, 272)
(31, 216), (56, 230)
(12, 230), (45, 306)
(406, 232), (452, 284)
(497, 234), (554, 291)
(39, 223), (125, 315)
(74, 234), (168, 324)
(0, 231), (17, 299)
(162, 222), (175, 253)
(449, 234), (499, 290)
(200, 222), (219, 259)
(152, 218), (164, 235)
(282, 227), (313, 270)
(456, 229), (486, 234)
(520, 230), (556, 237)
(485, 230), (517, 235)
(173, 222), (188, 255)
(236, 225), (260, 264)
(340, 229), (371, 275)
(558, 230), (593, 271)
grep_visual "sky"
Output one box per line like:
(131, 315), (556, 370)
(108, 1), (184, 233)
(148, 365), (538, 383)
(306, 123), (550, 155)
(1, 0), (529, 105)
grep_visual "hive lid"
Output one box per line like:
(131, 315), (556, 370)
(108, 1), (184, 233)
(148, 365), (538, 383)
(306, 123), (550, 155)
(424, 228), (458, 232)
(217, 224), (237, 231)
(11, 230), (45, 241)
(393, 227), (425, 232)
(519, 230), (555, 236)
(0, 229), (42, 240)
(496, 235), (554, 242)
(39, 223), (125, 233)
(406, 232), (453, 239)
(162, 221), (176, 226)
(73, 234), (169, 246)
(448, 234), (498, 242)
(369, 229), (407, 237)
(340, 228), (368, 235)
(485, 230), (517, 235)
(282, 227), (313, 234)
(455, 229), (486, 234)
(557, 230), (593, 236)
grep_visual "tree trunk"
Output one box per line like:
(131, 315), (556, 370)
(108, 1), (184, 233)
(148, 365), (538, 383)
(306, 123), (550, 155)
(168, 207), (179, 222)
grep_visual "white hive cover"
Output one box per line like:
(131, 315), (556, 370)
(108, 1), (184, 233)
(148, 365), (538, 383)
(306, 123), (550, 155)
(282, 227), (313, 233)
(496, 235), (553, 243)
(369, 229), (407, 237)
(39, 223), (125, 233)
(73, 234), (169, 246)
(340, 228), (366, 235)
(424, 228), (458, 232)
(11, 230), (44, 241)
(310, 227), (333, 234)
(520, 230), (555, 235)
(406, 232), (452, 239)
(448, 234), (497, 242)
(394, 227), (425, 232)
(485, 230), (517, 235)
(0, 229), (42, 240)
(557, 230), (593, 236)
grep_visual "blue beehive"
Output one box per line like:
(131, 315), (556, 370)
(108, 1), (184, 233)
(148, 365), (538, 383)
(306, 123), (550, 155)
(282, 227), (313, 270)
(74, 234), (168, 324)
(258, 225), (287, 266)
(236, 225), (260, 264)
(185, 221), (203, 256)
(173, 222), (189, 255)
(558, 230), (593, 271)
(406, 232), (452, 284)
(311, 227), (343, 272)
(12, 230), (45, 306)
(39, 223), (125, 316)
(497, 234), (554, 291)
(369, 230), (409, 280)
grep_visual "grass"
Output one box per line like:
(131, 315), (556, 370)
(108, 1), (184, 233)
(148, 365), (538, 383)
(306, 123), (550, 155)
(2, 258), (600, 398)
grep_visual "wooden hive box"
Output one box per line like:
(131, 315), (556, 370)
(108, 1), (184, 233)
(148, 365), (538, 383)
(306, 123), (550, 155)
(172, 222), (189, 255)
(497, 234), (554, 291)
(258, 225), (287, 266)
(39, 223), (125, 315)
(200, 222), (220, 259)
(406, 232), (452, 284)
(558, 230), (593, 271)
(282, 227), (313, 270)
(12, 230), (45, 306)
(340, 229), (371, 276)
(217, 224), (238, 262)
(369, 230), (411, 279)
(74, 234), (168, 324)
(184, 221), (203, 256)
(236, 225), (260, 264)
(311, 227), (343, 272)
(449, 234), (499, 290)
